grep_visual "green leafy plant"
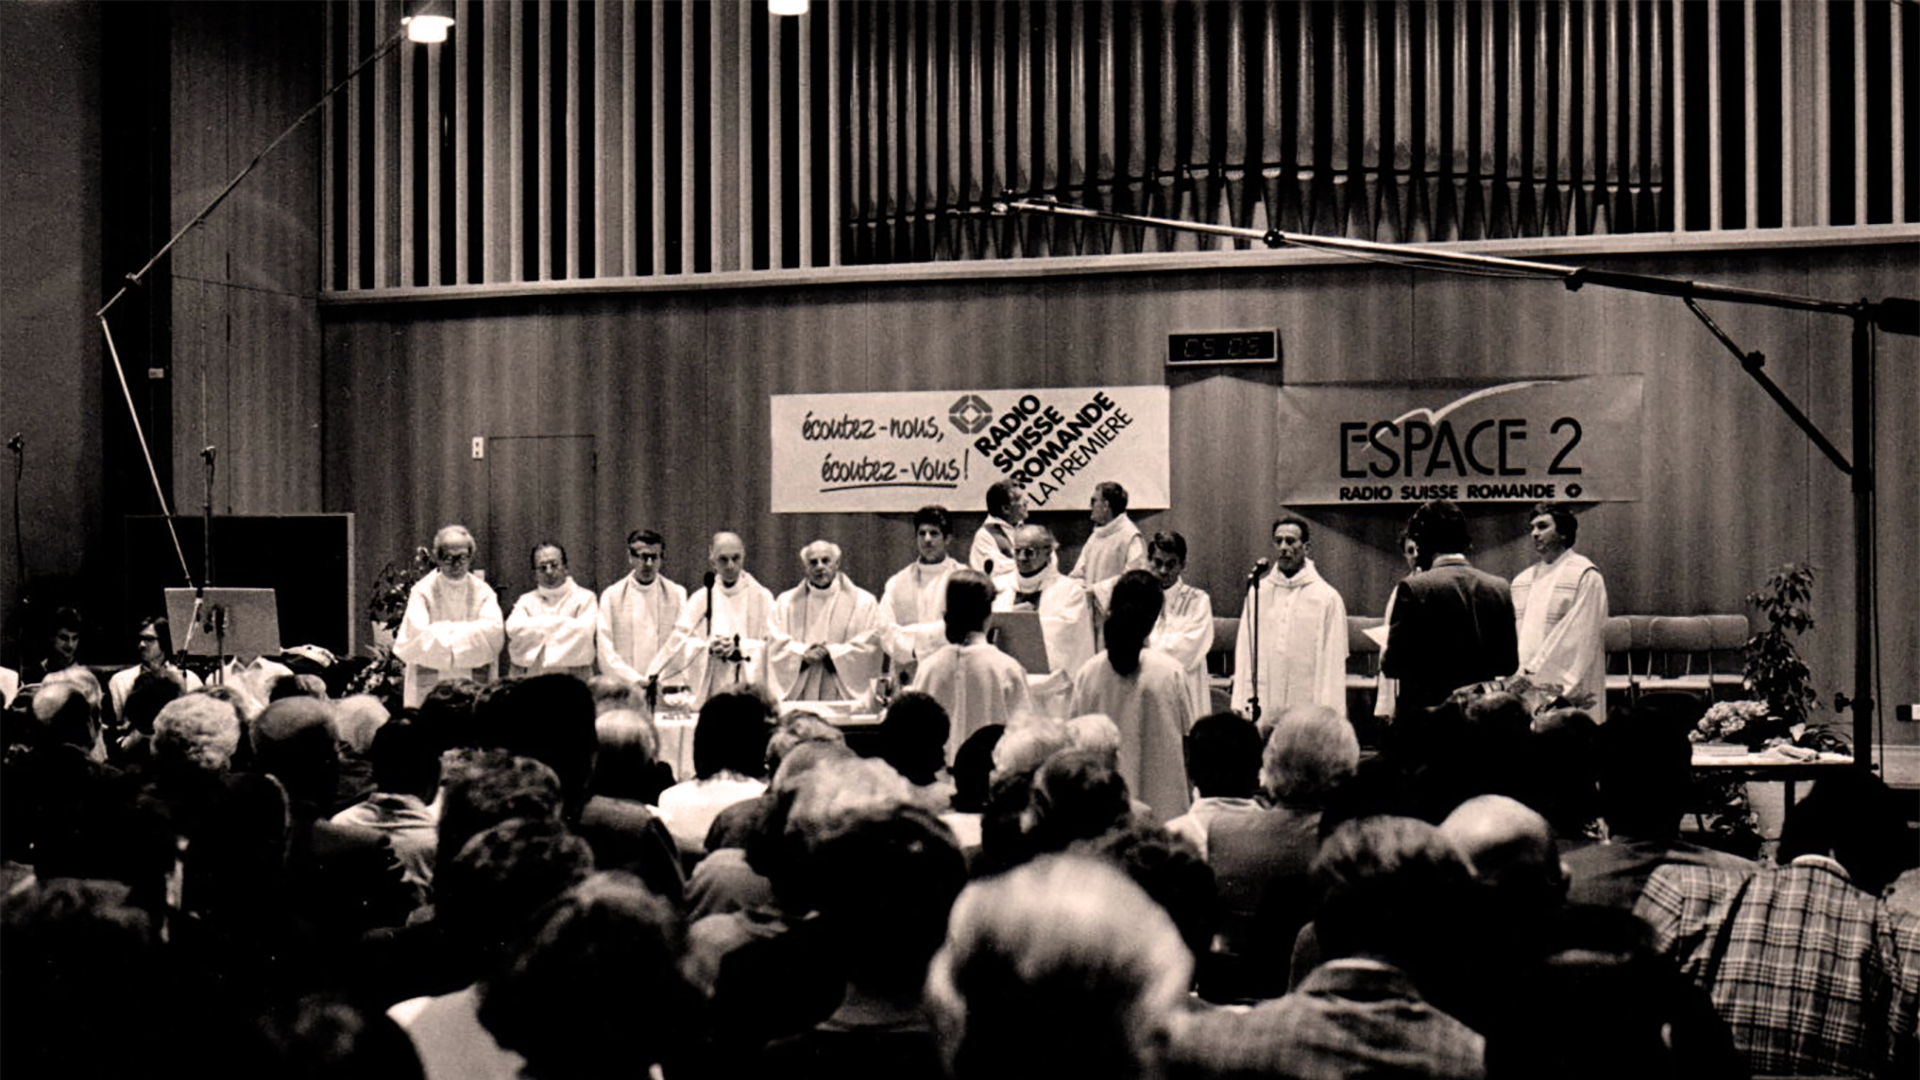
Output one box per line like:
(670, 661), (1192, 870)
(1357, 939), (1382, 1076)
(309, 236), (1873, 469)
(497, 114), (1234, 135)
(369, 547), (434, 633)
(1743, 562), (1819, 729)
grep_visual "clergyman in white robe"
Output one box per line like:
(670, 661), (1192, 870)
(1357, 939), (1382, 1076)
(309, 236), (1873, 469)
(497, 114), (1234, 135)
(767, 573), (884, 701)
(1149, 577), (1215, 719)
(596, 573), (688, 687)
(992, 563), (1096, 717)
(879, 556), (965, 667)
(506, 578), (598, 679)
(916, 631), (1035, 765)
(648, 573), (776, 706)
(1511, 549), (1609, 708)
(1070, 512), (1148, 590)
(1231, 558), (1349, 720)
(394, 569), (505, 708)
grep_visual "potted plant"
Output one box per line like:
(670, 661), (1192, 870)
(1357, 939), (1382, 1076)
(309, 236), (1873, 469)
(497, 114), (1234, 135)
(368, 546), (433, 647)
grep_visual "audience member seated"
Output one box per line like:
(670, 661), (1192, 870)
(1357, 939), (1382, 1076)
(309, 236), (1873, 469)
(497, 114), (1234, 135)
(971, 716), (1072, 877)
(657, 689), (774, 857)
(1021, 748), (1135, 859)
(688, 740), (856, 921)
(1638, 770), (1920, 1079)
(333, 719), (441, 897)
(478, 872), (701, 1080)
(392, 818), (597, 1080)
(1163, 711), (1265, 860)
(926, 854), (1193, 1080)
(590, 707), (670, 807)
(704, 711), (845, 853)
(586, 673), (637, 715)
(939, 724), (1003, 852)
(877, 690), (954, 797)
(690, 755), (919, 1073)
(1205, 703), (1357, 1003)
(484, 675), (685, 905)
(1487, 905), (1744, 1080)
(1170, 816), (1485, 1080)
(1517, 707), (1600, 847)
(356, 752), (568, 1007)
(243, 993), (426, 1080)
(1436, 795), (1571, 1039)
(251, 697), (415, 938)
(1076, 825), (1219, 986)
(112, 668), (185, 765)
(761, 806), (969, 1080)
(1562, 701), (1754, 910)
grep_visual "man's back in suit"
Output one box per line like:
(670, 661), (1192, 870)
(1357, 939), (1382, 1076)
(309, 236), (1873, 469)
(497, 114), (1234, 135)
(1382, 558), (1518, 721)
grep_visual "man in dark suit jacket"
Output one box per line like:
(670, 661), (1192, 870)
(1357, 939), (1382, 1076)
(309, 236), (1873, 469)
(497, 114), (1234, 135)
(1382, 500), (1518, 723)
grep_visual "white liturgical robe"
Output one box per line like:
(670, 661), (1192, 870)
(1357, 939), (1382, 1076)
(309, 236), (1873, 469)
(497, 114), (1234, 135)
(648, 573), (776, 706)
(596, 575), (688, 686)
(1069, 514), (1148, 590)
(879, 557), (964, 665)
(992, 565), (1096, 716)
(967, 517), (1020, 574)
(1511, 550), (1609, 708)
(1148, 579), (1215, 718)
(1069, 649), (1195, 824)
(1231, 559), (1349, 720)
(506, 579), (598, 678)
(767, 574), (884, 701)
(915, 634), (1035, 765)
(394, 570), (506, 708)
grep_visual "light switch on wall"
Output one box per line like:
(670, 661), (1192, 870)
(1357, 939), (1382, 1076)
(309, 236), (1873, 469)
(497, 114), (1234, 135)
(472, 436), (485, 459)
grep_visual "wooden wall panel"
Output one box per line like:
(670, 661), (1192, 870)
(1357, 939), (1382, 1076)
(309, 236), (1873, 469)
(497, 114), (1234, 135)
(322, 244), (1917, 737)
(168, 1), (322, 522)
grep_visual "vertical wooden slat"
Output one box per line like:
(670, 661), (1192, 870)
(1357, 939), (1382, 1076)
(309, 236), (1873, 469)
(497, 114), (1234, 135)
(1502, 0), (1523, 234)
(1743, 0), (1758, 228)
(1894, 0), (1907, 223)
(1069, 0), (1090, 200)
(426, 22), (442, 281)
(769, 7), (783, 269)
(536, 0), (552, 280)
(509, 0), (525, 279)
(1127, 0), (1148, 186)
(650, 0), (665, 274)
(1597, 0), (1617, 233)
(903, 0), (921, 254)
(454, 0), (470, 283)
(346, 4), (363, 288)
(1330, 1), (1353, 234)
(1813, 0), (1830, 225)
(1626, 0), (1642, 229)
(1037, 1), (1059, 252)
(678, 0), (695, 268)
(1532, 0), (1551, 224)
(1853, 0), (1868, 223)
(1356, 0), (1379, 238)
(738, 0), (754, 270)
(372, 0), (390, 286)
(565, 0), (580, 279)
(323, 6), (337, 290)
(1555, 0), (1574, 234)
(1781, 0), (1798, 226)
(1706, 0), (1721, 229)
(1474, 0), (1495, 235)
(1653, 0), (1668, 230)
(864, 4), (883, 254)
(822, 0), (837, 266)
(1013, 0), (1033, 200)
(1578, 0), (1597, 234)
(1424, 0), (1446, 240)
(399, 14), (416, 283)
(1222, 0), (1248, 235)
(798, 0), (814, 267)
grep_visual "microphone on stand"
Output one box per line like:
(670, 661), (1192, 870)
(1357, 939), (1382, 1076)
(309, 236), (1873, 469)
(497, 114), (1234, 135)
(6, 433), (21, 454)
(702, 570), (717, 635)
(1247, 558), (1273, 585)
(983, 559), (995, 578)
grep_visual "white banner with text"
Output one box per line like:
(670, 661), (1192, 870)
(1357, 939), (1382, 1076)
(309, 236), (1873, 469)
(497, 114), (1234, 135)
(1275, 375), (1644, 505)
(771, 386), (1171, 513)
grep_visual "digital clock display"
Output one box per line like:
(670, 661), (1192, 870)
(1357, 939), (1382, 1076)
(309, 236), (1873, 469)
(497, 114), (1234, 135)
(1166, 330), (1279, 366)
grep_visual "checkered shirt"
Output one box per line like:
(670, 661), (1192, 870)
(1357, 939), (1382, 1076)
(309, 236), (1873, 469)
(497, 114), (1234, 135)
(1636, 857), (1920, 1078)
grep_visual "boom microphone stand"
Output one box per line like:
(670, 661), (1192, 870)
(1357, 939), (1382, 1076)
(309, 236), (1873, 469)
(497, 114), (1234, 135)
(1003, 196), (1914, 772)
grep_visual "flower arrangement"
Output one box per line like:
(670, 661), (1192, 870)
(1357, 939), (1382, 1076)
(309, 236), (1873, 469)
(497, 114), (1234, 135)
(1690, 699), (1778, 749)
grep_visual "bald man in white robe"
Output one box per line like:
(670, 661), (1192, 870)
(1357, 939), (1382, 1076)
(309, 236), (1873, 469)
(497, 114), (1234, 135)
(768, 540), (884, 701)
(647, 532), (775, 705)
(394, 525), (506, 708)
(992, 525), (1096, 717)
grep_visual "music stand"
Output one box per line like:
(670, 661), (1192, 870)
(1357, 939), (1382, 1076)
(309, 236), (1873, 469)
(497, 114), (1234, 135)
(986, 610), (1053, 675)
(166, 587), (283, 661)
